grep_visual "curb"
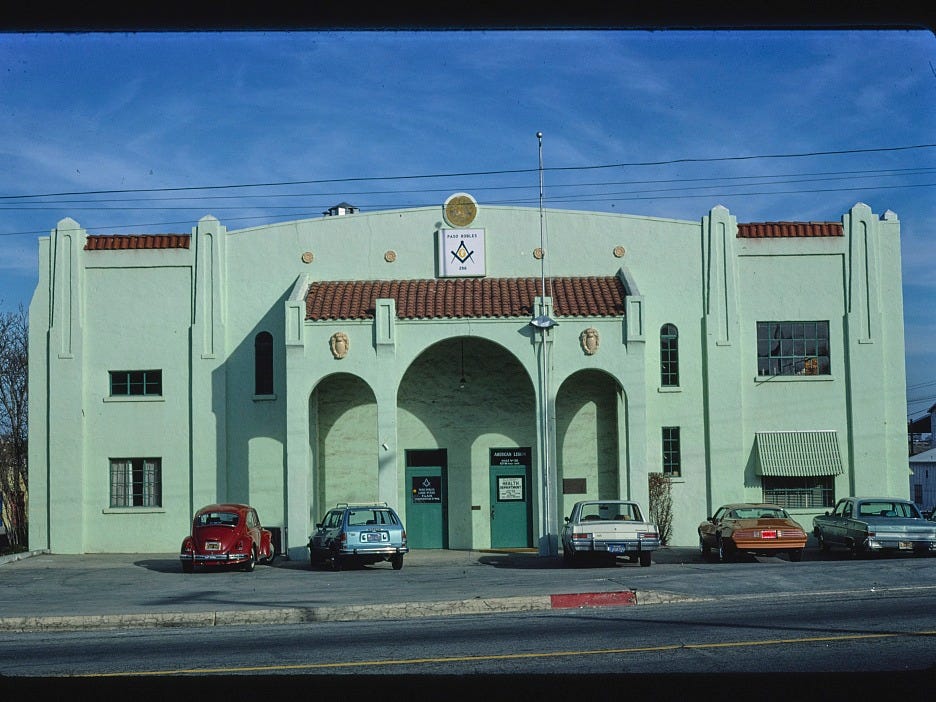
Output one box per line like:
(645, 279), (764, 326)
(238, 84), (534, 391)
(0, 589), (694, 633)
(0, 549), (49, 566)
(5, 584), (933, 633)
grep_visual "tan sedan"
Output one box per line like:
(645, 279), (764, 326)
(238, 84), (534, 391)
(699, 503), (807, 562)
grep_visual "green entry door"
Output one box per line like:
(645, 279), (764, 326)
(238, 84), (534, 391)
(489, 448), (532, 549)
(405, 449), (448, 549)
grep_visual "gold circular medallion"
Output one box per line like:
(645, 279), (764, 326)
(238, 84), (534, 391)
(443, 193), (478, 227)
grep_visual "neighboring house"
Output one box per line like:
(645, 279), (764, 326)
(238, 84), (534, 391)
(909, 404), (936, 515)
(908, 403), (934, 456)
(910, 448), (936, 516)
(27, 199), (908, 558)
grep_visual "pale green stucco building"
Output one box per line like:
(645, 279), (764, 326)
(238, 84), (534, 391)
(27, 197), (909, 559)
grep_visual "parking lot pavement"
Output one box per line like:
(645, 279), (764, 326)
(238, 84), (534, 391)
(1, 541), (934, 633)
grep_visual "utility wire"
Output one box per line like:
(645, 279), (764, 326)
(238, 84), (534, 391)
(2, 143), (934, 200)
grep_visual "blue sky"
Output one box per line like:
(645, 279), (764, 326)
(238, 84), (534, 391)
(1, 30), (933, 417)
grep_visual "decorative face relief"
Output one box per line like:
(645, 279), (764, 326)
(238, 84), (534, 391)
(580, 327), (600, 355)
(330, 332), (350, 359)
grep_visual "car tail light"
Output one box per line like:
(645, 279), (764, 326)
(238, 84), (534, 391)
(761, 530), (778, 539)
(401, 529), (407, 545)
(572, 532), (593, 540)
(234, 539), (246, 551)
(339, 532), (347, 544)
(638, 532), (656, 539)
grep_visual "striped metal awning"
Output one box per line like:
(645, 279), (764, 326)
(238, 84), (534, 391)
(754, 430), (844, 477)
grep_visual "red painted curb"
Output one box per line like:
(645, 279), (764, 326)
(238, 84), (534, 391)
(550, 591), (637, 609)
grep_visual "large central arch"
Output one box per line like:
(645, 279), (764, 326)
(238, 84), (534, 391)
(397, 336), (535, 549)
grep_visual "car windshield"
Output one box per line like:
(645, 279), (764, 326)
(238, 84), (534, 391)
(347, 509), (396, 527)
(578, 503), (641, 521)
(195, 511), (239, 527)
(729, 508), (786, 519)
(858, 502), (920, 518)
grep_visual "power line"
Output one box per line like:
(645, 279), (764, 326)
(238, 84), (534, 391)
(2, 143), (934, 201)
(3, 166), (932, 208)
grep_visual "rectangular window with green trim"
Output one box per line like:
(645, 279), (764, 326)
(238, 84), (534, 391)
(756, 321), (830, 377)
(662, 426), (681, 477)
(110, 458), (162, 507)
(109, 369), (162, 396)
(762, 476), (834, 509)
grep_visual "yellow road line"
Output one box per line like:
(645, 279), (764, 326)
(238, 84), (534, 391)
(78, 629), (936, 677)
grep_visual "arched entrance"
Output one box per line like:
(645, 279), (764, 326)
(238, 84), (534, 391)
(555, 369), (623, 520)
(309, 373), (378, 516)
(397, 337), (535, 549)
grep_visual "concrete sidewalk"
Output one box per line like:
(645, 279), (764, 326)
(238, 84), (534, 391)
(2, 543), (931, 633)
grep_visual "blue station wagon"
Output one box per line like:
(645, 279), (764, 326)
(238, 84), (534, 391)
(308, 503), (408, 571)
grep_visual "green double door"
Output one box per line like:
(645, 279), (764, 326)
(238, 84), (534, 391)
(405, 449), (448, 549)
(404, 447), (532, 549)
(489, 448), (532, 549)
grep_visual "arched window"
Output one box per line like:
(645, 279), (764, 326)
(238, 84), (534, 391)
(660, 324), (679, 387)
(254, 331), (273, 395)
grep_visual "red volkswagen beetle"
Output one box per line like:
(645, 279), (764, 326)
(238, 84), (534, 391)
(180, 503), (276, 573)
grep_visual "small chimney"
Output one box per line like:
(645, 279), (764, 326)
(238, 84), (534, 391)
(323, 202), (359, 217)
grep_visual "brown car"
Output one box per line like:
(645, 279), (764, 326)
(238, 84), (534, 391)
(699, 503), (807, 562)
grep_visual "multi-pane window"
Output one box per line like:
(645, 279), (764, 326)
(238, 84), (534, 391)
(662, 426), (681, 477)
(109, 458), (162, 507)
(756, 321), (830, 376)
(660, 323), (679, 387)
(109, 370), (162, 396)
(254, 332), (273, 395)
(762, 476), (834, 509)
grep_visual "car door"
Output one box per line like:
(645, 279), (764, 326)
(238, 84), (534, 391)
(701, 506), (728, 547)
(561, 503), (581, 550)
(826, 499), (850, 546)
(246, 509), (261, 553)
(312, 509), (344, 553)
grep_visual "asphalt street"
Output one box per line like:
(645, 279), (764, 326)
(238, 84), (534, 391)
(2, 541), (935, 633)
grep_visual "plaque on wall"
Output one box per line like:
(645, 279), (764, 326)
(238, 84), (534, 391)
(437, 228), (486, 277)
(563, 478), (587, 495)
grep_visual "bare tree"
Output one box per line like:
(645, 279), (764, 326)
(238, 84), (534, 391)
(648, 472), (673, 546)
(0, 305), (28, 549)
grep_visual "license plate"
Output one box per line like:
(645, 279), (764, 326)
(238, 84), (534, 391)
(899, 541), (912, 550)
(362, 532), (388, 543)
(205, 542), (221, 551)
(761, 530), (778, 539)
(608, 545), (626, 554)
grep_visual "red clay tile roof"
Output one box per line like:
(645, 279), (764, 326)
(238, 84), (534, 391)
(737, 222), (843, 238)
(305, 277), (627, 321)
(84, 234), (190, 250)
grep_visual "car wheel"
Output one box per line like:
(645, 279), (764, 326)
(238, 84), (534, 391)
(718, 537), (734, 563)
(263, 541), (276, 565)
(639, 551), (652, 567)
(242, 547), (257, 572)
(699, 535), (711, 559)
(788, 549), (803, 562)
(181, 561), (194, 574)
(391, 554), (404, 570)
(817, 532), (830, 552)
